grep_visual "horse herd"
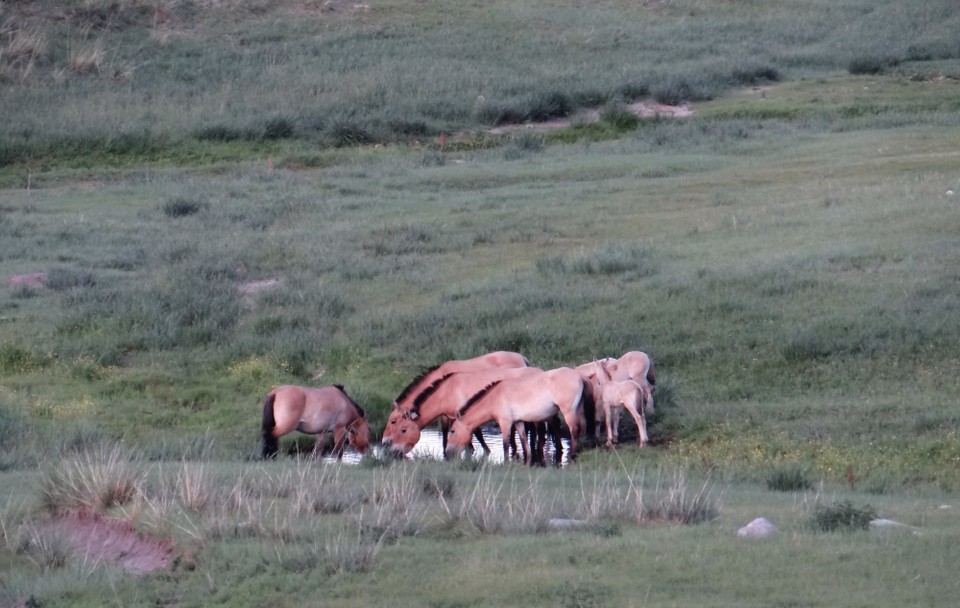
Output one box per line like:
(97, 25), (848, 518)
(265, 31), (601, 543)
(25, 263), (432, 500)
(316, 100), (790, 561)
(260, 350), (656, 466)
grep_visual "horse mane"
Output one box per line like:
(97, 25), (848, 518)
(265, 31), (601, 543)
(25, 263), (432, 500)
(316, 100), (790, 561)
(411, 372), (455, 414)
(335, 385), (366, 419)
(394, 363), (442, 404)
(459, 380), (502, 416)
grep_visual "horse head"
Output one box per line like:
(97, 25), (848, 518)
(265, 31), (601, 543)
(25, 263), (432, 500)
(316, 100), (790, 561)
(381, 407), (422, 455)
(347, 417), (371, 453)
(445, 419), (472, 458)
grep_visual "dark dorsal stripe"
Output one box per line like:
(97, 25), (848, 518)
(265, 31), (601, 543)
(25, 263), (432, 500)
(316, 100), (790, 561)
(459, 380), (502, 416)
(412, 372), (455, 413)
(335, 385), (366, 419)
(394, 363), (441, 405)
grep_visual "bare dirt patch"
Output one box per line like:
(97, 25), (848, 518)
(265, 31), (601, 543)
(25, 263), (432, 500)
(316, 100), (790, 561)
(238, 278), (282, 295)
(40, 511), (174, 575)
(5, 273), (46, 289)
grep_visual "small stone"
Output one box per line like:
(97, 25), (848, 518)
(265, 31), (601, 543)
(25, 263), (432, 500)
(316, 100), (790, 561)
(737, 517), (780, 539)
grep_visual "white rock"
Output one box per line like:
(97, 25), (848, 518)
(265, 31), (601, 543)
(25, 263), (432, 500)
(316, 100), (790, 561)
(548, 518), (590, 530)
(870, 519), (921, 535)
(737, 517), (780, 539)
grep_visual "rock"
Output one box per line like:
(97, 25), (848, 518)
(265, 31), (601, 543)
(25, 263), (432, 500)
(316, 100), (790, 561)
(737, 517), (780, 539)
(548, 518), (591, 531)
(869, 519), (921, 535)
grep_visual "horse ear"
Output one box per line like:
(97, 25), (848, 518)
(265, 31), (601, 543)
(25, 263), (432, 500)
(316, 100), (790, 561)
(391, 401), (399, 410)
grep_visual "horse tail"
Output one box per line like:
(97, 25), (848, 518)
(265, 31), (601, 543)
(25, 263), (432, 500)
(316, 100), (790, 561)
(580, 378), (596, 438)
(646, 359), (656, 390)
(261, 393), (279, 459)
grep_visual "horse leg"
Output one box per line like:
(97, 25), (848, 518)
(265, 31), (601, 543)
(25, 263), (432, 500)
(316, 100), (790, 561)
(604, 403), (615, 448)
(612, 407), (624, 446)
(473, 428), (492, 454)
(644, 384), (655, 416)
(331, 427), (349, 459)
(534, 422), (547, 467)
(439, 418), (451, 451)
(625, 401), (648, 447)
(548, 415), (563, 466)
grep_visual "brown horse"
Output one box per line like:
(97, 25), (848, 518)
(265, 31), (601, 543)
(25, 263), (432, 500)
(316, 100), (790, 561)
(445, 367), (589, 464)
(381, 351), (530, 454)
(596, 360), (652, 448)
(382, 366), (542, 456)
(261, 384), (371, 459)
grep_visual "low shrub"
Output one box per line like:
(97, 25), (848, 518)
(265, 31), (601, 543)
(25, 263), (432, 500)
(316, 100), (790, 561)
(161, 196), (205, 218)
(811, 500), (876, 532)
(600, 102), (641, 131)
(848, 55), (900, 75)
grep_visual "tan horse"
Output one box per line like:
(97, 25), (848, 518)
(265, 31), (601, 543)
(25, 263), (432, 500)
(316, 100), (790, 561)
(381, 351), (530, 454)
(605, 351), (656, 394)
(577, 352), (655, 438)
(261, 384), (370, 459)
(382, 366), (542, 456)
(596, 361), (651, 448)
(445, 367), (589, 464)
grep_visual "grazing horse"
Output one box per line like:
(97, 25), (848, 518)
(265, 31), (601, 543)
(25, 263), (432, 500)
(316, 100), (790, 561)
(381, 351), (530, 454)
(596, 361), (652, 448)
(261, 385), (370, 459)
(445, 367), (589, 464)
(382, 366), (542, 456)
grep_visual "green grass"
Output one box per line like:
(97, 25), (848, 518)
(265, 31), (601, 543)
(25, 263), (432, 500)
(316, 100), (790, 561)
(2, 0), (960, 605)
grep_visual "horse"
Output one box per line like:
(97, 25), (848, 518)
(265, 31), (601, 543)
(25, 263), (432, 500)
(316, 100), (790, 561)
(596, 360), (652, 448)
(381, 351), (530, 454)
(577, 353), (655, 440)
(261, 384), (370, 459)
(381, 366), (542, 456)
(605, 351), (656, 394)
(445, 367), (589, 465)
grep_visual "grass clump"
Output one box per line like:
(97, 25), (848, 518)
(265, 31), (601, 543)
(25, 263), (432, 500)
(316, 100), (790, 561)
(161, 196), (205, 218)
(38, 445), (144, 514)
(810, 500), (877, 532)
(766, 463), (814, 492)
(0, 21), (47, 83)
(848, 55), (901, 75)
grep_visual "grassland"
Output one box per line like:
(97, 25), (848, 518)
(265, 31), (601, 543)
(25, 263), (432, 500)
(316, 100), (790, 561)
(2, 0), (960, 606)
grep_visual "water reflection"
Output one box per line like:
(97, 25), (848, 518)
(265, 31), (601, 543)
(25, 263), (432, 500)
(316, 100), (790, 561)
(322, 425), (571, 466)
(407, 425), (571, 466)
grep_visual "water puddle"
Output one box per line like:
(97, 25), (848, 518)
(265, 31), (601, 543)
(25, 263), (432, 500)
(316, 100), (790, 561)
(324, 426), (572, 466)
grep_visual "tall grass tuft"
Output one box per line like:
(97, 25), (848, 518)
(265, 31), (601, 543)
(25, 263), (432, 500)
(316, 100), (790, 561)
(0, 22), (47, 83)
(458, 465), (554, 534)
(38, 445), (145, 514)
(367, 464), (434, 540)
(766, 463), (814, 492)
